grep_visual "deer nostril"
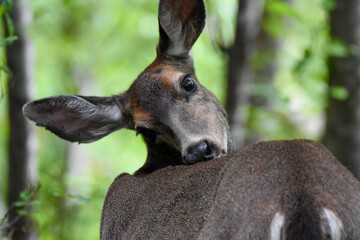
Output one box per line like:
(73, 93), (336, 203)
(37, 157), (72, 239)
(183, 141), (215, 165)
(199, 141), (214, 160)
(198, 141), (208, 154)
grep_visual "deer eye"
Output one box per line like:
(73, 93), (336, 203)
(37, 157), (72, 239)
(182, 76), (197, 92)
(136, 127), (158, 142)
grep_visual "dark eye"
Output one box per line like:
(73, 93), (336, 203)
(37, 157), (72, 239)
(136, 127), (158, 142)
(182, 76), (197, 92)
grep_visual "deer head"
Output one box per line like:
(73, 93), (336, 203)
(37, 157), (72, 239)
(23, 0), (233, 174)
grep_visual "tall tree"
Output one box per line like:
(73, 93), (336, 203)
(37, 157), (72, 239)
(4, 0), (37, 238)
(323, 0), (360, 178)
(244, 0), (293, 145)
(225, 0), (265, 148)
(244, 13), (280, 145)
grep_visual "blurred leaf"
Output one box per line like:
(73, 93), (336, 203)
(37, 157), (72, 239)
(0, 36), (18, 47)
(266, 0), (304, 22)
(68, 194), (91, 204)
(329, 38), (352, 57)
(14, 201), (28, 207)
(20, 190), (32, 201)
(51, 189), (90, 203)
(1, 0), (13, 12)
(4, 12), (15, 36)
(52, 189), (66, 198)
(322, 0), (336, 10)
(293, 48), (312, 73)
(16, 209), (28, 216)
(330, 85), (348, 100)
(0, 64), (11, 75)
(31, 200), (41, 205)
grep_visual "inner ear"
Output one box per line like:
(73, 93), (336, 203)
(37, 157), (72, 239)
(158, 0), (206, 57)
(23, 94), (132, 143)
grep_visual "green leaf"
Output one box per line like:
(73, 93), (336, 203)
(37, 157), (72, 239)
(52, 189), (67, 198)
(331, 85), (348, 100)
(20, 190), (32, 201)
(16, 209), (28, 216)
(14, 201), (27, 207)
(266, 0), (304, 22)
(2, 0), (13, 12)
(4, 12), (15, 36)
(51, 189), (90, 203)
(0, 65), (11, 75)
(322, 0), (336, 10)
(0, 35), (18, 47)
(69, 194), (91, 204)
(29, 200), (41, 206)
(329, 38), (351, 57)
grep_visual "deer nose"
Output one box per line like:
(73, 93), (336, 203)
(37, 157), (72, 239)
(183, 141), (215, 165)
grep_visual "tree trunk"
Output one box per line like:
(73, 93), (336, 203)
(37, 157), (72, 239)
(244, 0), (293, 145)
(244, 21), (280, 145)
(323, 0), (360, 178)
(4, 0), (37, 238)
(225, 0), (264, 149)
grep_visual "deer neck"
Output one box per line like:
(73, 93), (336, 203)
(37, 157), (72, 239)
(135, 140), (182, 176)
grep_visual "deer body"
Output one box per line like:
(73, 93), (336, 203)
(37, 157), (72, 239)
(22, 0), (360, 239)
(101, 140), (360, 240)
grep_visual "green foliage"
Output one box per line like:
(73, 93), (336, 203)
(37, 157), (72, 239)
(329, 37), (354, 57)
(0, 36), (17, 47)
(330, 85), (348, 101)
(14, 189), (40, 214)
(0, 1), (12, 235)
(0, 186), (40, 235)
(248, 0), (331, 139)
(0, 0), (16, 99)
(0, 0), (18, 46)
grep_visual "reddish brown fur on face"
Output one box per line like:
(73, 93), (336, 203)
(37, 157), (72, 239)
(131, 94), (152, 124)
(130, 59), (184, 128)
(133, 107), (152, 124)
(147, 60), (184, 92)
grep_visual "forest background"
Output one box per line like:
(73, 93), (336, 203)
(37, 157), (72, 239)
(0, 0), (359, 239)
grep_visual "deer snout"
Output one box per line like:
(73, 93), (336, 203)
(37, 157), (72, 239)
(183, 140), (219, 165)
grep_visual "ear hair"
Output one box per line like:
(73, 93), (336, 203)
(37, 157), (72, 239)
(158, 0), (206, 57)
(23, 94), (132, 143)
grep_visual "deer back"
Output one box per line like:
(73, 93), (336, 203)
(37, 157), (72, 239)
(101, 140), (360, 240)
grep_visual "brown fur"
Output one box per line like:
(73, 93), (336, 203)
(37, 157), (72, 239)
(101, 140), (360, 240)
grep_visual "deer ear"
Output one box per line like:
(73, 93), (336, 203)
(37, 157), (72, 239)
(23, 93), (133, 143)
(158, 0), (206, 57)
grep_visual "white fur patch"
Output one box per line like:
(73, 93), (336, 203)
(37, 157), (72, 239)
(270, 212), (285, 240)
(101, 105), (122, 121)
(321, 208), (344, 240)
(222, 129), (228, 154)
(68, 96), (121, 122)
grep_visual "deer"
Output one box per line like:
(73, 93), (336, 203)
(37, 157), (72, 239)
(23, 0), (360, 239)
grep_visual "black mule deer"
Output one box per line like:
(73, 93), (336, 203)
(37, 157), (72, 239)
(23, 0), (360, 239)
